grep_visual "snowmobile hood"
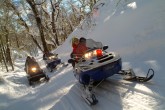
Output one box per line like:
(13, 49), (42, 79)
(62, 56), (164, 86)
(75, 52), (121, 72)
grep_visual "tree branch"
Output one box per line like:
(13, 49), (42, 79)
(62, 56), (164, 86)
(34, 0), (46, 5)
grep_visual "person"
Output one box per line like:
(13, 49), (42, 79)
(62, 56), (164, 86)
(25, 56), (41, 74)
(71, 37), (102, 58)
(43, 51), (59, 62)
(32, 57), (36, 62)
(72, 37), (88, 60)
(70, 37), (79, 58)
(43, 51), (61, 72)
(70, 37), (79, 68)
(70, 37), (103, 67)
(70, 37), (87, 68)
(43, 51), (55, 61)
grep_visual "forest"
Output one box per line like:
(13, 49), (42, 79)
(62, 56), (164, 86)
(0, 0), (98, 72)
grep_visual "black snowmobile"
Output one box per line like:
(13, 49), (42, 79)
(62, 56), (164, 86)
(25, 57), (49, 86)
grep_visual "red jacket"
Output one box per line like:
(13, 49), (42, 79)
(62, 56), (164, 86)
(72, 43), (78, 53)
(73, 43), (88, 59)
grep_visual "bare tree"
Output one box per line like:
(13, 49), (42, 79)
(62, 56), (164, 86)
(0, 35), (9, 72)
(0, 0), (96, 72)
(4, 27), (14, 70)
(6, 0), (43, 52)
(50, 0), (60, 46)
(26, 0), (49, 53)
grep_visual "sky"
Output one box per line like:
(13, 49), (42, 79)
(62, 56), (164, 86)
(0, 0), (165, 110)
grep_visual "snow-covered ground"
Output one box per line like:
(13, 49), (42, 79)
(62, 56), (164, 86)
(0, 0), (165, 110)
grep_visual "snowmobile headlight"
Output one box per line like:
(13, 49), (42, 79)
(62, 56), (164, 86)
(31, 67), (37, 72)
(49, 55), (55, 60)
(84, 52), (93, 59)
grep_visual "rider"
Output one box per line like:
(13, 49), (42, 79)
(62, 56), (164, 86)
(73, 37), (103, 58)
(70, 37), (79, 58)
(70, 37), (103, 68)
(43, 51), (61, 72)
(25, 56), (41, 74)
(70, 37), (79, 68)
(43, 51), (56, 61)
(71, 37), (88, 68)
(73, 37), (88, 58)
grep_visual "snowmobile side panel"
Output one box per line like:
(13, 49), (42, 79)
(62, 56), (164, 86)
(47, 59), (61, 68)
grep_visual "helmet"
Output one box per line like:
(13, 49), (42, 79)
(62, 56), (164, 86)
(27, 56), (31, 59)
(72, 37), (79, 44)
(79, 37), (86, 43)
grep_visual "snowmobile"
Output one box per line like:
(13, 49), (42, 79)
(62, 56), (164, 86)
(68, 46), (154, 105)
(44, 53), (68, 72)
(25, 63), (49, 86)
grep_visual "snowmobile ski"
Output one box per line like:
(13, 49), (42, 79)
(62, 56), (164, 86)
(81, 92), (98, 105)
(81, 80), (98, 106)
(61, 62), (69, 67)
(118, 68), (154, 82)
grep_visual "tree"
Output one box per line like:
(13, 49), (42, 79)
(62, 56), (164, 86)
(0, 35), (9, 72)
(0, 0), (96, 72)
(50, 0), (60, 46)
(26, 0), (49, 53)
(4, 27), (14, 70)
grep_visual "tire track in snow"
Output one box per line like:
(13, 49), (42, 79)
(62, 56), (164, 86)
(49, 82), (93, 110)
(49, 73), (164, 110)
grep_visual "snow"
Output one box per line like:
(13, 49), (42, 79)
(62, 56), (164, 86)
(1, 0), (165, 110)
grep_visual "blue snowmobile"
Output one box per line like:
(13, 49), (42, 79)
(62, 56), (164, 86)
(43, 52), (68, 72)
(68, 46), (154, 105)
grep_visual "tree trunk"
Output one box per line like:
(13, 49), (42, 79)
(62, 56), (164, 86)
(26, 0), (49, 53)
(15, 33), (20, 48)
(50, 0), (60, 46)
(9, 2), (29, 32)
(0, 36), (9, 72)
(5, 27), (14, 71)
(9, 1), (43, 52)
(6, 47), (14, 71)
(52, 12), (59, 46)
(30, 35), (43, 52)
(93, 0), (97, 4)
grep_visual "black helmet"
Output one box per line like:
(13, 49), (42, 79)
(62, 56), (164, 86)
(27, 56), (31, 59)
(79, 37), (86, 43)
